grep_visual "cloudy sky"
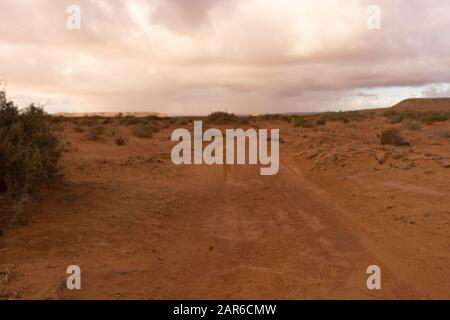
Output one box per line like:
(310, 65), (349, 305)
(1, 0), (450, 115)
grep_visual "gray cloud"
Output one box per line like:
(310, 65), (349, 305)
(0, 0), (450, 114)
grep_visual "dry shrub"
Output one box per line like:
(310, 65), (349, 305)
(0, 91), (61, 225)
(84, 126), (105, 141)
(206, 112), (240, 124)
(380, 128), (410, 146)
(292, 116), (315, 128)
(73, 125), (85, 133)
(436, 131), (450, 139)
(115, 136), (125, 146)
(132, 124), (155, 138)
(402, 119), (422, 131)
(79, 117), (98, 127)
(316, 118), (327, 126)
(384, 110), (449, 124)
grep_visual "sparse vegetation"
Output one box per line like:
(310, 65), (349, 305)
(120, 115), (162, 126)
(436, 131), (450, 139)
(206, 112), (239, 124)
(256, 114), (293, 122)
(292, 116), (315, 128)
(402, 119), (422, 131)
(316, 118), (327, 126)
(132, 123), (155, 138)
(84, 125), (105, 141)
(380, 128), (410, 146)
(101, 118), (113, 125)
(384, 109), (449, 124)
(319, 111), (367, 123)
(0, 91), (61, 224)
(73, 125), (85, 133)
(121, 116), (145, 126)
(79, 117), (98, 127)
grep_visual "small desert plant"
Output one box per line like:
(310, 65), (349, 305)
(292, 116), (315, 128)
(51, 116), (64, 124)
(121, 116), (146, 126)
(0, 91), (61, 224)
(236, 117), (250, 125)
(402, 119), (422, 131)
(101, 118), (113, 125)
(79, 117), (98, 127)
(73, 125), (85, 133)
(422, 111), (449, 123)
(384, 110), (405, 124)
(436, 131), (450, 139)
(316, 118), (327, 126)
(320, 111), (366, 123)
(257, 114), (282, 121)
(132, 124), (154, 138)
(115, 136), (126, 146)
(384, 110), (449, 124)
(206, 112), (239, 124)
(380, 128), (410, 146)
(84, 125), (105, 141)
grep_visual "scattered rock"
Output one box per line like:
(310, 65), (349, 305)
(10, 291), (21, 299)
(307, 150), (320, 159)
(440, 161), (450, 168)
(375, 151), (387, 164)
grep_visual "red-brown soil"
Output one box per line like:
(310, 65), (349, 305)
(1, 114), (449, 299)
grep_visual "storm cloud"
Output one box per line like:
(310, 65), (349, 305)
(1, 0), (449, 114)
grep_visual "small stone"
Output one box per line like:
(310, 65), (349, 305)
(8, 291), (20, 299)
(440, 162), (450, 168)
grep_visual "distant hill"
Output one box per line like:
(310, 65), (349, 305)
(391, 98), (450, 112)
(53, 112), (167, 118)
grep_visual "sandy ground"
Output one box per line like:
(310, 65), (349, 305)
(0, 115), (449, 299)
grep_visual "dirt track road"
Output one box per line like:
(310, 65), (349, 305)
(1, 129), (448, 299)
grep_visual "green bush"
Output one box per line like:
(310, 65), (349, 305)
(0, 91), (61, 223)
(380, 128), (410, 146)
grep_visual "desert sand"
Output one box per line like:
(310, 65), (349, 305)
(1, 104), (449, 300)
